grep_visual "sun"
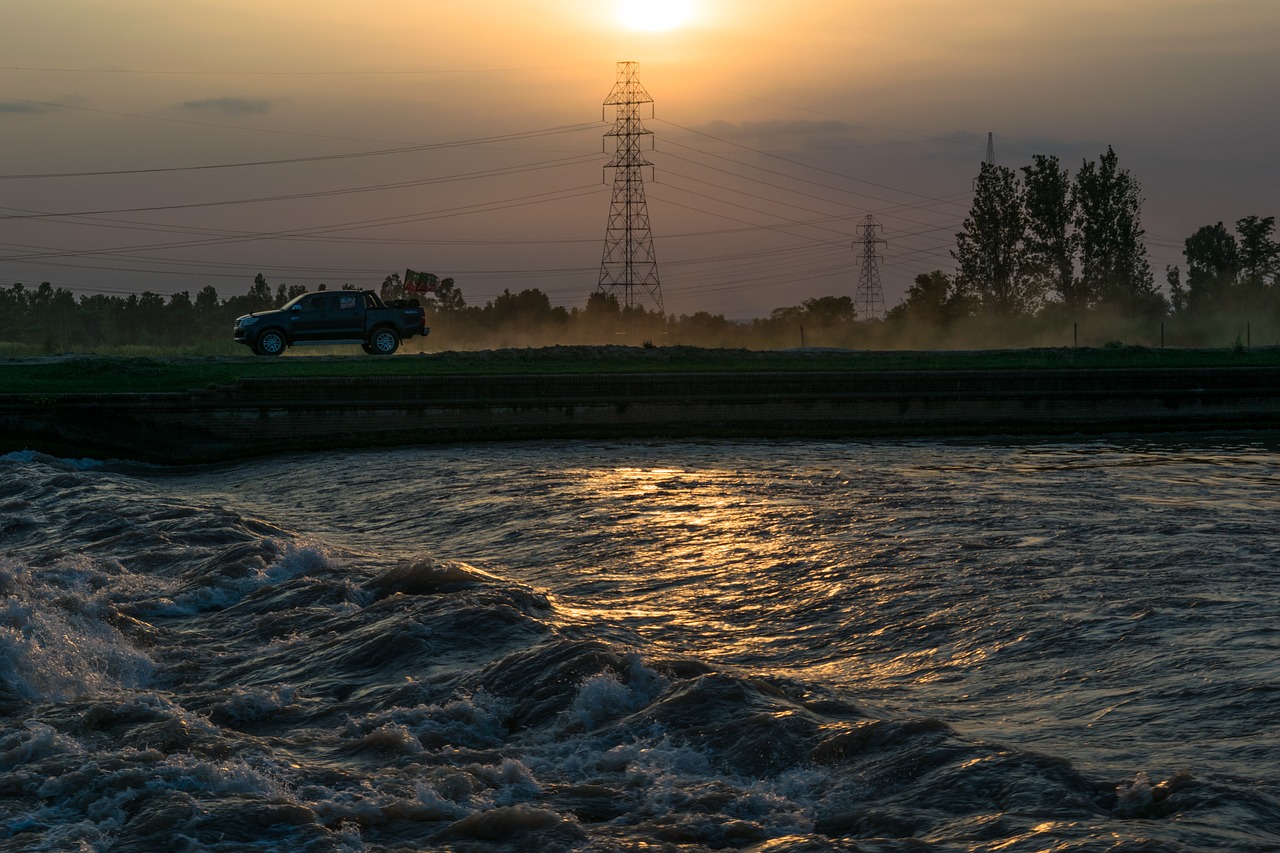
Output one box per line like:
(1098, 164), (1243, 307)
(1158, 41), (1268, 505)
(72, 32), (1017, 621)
(617, 0), (696, 32)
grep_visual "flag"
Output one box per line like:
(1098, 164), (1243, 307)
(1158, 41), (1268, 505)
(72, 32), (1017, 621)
(403, 269), (438, 293)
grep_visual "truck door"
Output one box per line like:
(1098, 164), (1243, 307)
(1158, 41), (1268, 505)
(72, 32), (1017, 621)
(287, 292), (332, 341)
(331, 292), (365, 339)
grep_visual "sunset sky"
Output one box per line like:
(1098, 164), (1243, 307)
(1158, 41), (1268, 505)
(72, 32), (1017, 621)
(3, 0), (1278, 319)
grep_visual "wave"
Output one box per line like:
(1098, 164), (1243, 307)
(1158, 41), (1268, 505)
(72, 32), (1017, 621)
(0, 450), (1266, 851)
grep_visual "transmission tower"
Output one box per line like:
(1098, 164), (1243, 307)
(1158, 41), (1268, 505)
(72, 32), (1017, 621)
(985, 131), (995, 165)
(853, 215), (887, 320)
(598, 61), (663, 314)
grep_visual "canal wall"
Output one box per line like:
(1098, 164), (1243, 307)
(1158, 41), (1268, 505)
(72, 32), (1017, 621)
(4, 367), (1280, 464)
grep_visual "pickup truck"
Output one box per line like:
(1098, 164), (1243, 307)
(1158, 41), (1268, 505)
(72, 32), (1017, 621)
(233, 290), (429, 356)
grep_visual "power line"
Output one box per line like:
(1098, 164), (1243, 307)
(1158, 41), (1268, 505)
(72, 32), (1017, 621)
(0, 154), (599, 220)
(0, 123), (601, 181)
(0, 64), (595, 77)
(0, 184), (605, 262)
(654, 118), (973, 212)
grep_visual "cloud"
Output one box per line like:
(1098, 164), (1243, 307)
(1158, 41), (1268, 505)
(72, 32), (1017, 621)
(694, 119), (865, 143)
(916, 132), (1121, 171)
(179, 97), (272, 117)
(0, 100), (60, 115)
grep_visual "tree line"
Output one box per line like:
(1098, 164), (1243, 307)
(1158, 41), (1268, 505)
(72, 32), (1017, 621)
(892, 146), (1280, 345)
(4, 145), (1277, 353)
(0, 271), (902, 353)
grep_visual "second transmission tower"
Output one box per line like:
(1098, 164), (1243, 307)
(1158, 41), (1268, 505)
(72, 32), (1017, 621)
(598, 61), (663, 314)
(854, 214), (887, 320)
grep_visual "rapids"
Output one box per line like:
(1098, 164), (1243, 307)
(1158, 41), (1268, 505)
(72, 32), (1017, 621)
(1, 437), (1278, 851)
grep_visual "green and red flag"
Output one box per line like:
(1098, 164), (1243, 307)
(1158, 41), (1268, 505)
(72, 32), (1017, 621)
(404, 269), (439, 293)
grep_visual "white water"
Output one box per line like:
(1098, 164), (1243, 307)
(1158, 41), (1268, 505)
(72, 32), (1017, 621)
(2, 438), (1278, 851)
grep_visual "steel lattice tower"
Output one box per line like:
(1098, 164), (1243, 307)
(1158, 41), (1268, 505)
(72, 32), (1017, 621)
(854, 215), (887, 320)
(598, 61), (663, 313)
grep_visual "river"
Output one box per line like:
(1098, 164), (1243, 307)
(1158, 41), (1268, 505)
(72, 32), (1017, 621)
(2, 436), (1278, 851)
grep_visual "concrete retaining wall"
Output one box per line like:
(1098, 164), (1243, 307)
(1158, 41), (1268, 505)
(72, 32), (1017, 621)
(4, 367), (1280, 463)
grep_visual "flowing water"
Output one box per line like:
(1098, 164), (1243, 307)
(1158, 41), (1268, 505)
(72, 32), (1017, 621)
(2, 436), (1278, 851)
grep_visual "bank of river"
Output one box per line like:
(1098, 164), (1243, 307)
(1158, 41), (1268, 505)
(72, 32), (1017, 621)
(4, 365), (1280, 463)
(4, 345), (1280, 393)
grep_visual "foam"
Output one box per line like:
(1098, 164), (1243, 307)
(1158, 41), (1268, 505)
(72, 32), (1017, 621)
(345, 694), (509, 752)
(153, 539), (344, 616)
(0, 558), (155, 702)
(209, 686), (298, 724)
(0, 721), (84, 771)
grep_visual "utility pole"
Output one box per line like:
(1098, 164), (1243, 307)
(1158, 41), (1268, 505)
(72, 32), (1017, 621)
(598, 61), (663, 314)
(854, 214), (887, 320)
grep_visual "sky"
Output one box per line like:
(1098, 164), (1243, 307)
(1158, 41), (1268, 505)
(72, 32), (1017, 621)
(2, 0), (1278, 320)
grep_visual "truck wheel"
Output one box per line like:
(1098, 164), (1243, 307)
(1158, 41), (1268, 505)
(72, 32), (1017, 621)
(255, 330), (286, 356)
(369, 328), (399, 355)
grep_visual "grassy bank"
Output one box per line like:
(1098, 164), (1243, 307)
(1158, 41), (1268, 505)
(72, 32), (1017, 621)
(2, 345), (1279, 394)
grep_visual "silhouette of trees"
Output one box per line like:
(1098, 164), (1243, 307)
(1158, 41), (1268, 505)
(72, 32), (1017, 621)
(1021, 155), (1078, 312)
(1236, 215), (1279, 292)
(1176, 222), (1239, 313)
(580, 291), (623, 338)
(246, 273), (273, 310)
(432, 277), (465, 314)
(1073, 146), (1162, 315)
(765, 296), (856, 328)
(888, 271), (967, 326)
(801, 296), (856, 326)
(950, 145), (1164, 321)
(380, 273), (405, 303)
(1169, 216), (1279, 318)
(953, 162), (1037, 317)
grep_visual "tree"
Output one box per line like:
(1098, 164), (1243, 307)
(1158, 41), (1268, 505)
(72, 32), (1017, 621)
(1072, 146), (1161, 314)
(1181, 221), (1239, 312)
(270, 282), (306, 306)
(953, 162), (1037, 317)
(40, 284), (78, 348)
(432, 277), (465, 314)
(1235, 215), (1278, 292)
(1021, 155), (1079, 311)
(1166, 265), (1189, 316)
(77, 293), (116, 346)
(487, 288), (562, 327)
(166, 291), (195, 344)
(380, 273), (404, 302)
(246, 274), (274, 311)
(194, 285), (220, 315)
(0, 284), (26, 341)
(801, 295), (856, 326)
(767, 304), (805, 325)
(678, 310), (734, 335)
(193, 286), (223, 342)
(890, 270), (963, 325)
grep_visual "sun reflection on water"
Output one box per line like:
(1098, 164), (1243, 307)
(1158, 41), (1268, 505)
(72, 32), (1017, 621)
(558, 461), (877, 675)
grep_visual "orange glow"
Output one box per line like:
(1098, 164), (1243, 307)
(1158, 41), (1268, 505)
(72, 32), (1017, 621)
(617, 0), (698, 32)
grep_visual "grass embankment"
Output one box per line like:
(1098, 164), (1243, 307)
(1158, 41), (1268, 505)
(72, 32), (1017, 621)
(2, 345), (1279, 395)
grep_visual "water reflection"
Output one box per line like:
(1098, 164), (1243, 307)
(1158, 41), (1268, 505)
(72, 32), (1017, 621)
(176, 437), (1280, 775)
